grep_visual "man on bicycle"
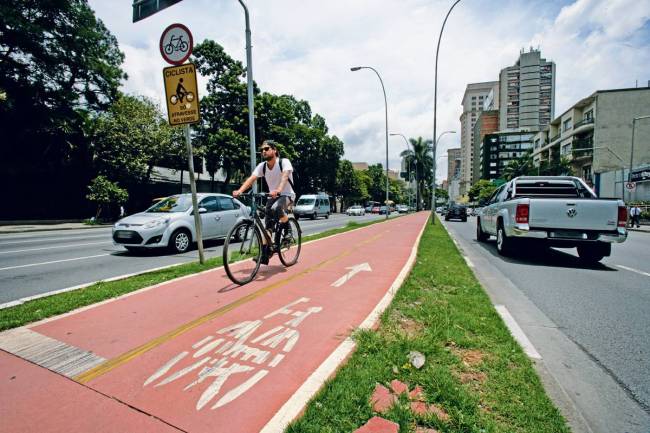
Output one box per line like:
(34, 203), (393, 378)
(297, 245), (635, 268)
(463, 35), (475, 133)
(233, 140), (295, 263)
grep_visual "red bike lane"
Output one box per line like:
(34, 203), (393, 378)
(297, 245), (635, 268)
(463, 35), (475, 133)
(0, 213), (427, 433)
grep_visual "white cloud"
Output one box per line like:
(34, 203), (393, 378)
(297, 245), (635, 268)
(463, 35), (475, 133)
(89, 0), (650, 182)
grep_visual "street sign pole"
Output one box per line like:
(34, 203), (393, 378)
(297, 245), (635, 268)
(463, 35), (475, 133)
(184, 125), (205, 264)
(238, 0), (257, 193)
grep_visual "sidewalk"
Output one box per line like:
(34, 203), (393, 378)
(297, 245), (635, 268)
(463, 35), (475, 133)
(0, 222), (111, 234)
(627, 224), (650, 233)
(0, 213), (428, 433)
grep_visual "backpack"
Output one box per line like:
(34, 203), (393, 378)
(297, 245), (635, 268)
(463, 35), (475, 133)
(262, 158), (295, 191)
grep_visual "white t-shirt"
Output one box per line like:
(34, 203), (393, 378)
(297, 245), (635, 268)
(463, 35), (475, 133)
(253, 158), (295, 199)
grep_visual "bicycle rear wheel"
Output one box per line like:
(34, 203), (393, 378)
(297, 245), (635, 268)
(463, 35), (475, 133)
(277, 217), (301, 267)
(223, 221), (262, 285)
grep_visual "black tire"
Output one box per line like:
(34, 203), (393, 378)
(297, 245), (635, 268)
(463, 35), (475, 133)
(476, 219), (489, 242)
(577, 243), (610, 264)
(311, 212), (317, 220)
(462, 218), (467, 222)
(223, 221), (262, 285)
(325, 212), (330, 219)
(277, 217), (301, 267)
(496, 221), (515, 256)
(169, 229), (192, 254)
(125, 246), (142, 253)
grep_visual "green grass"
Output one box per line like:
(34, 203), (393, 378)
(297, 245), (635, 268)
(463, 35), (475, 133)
(286, 216), (570, 433)
(0, 216), (394, 331)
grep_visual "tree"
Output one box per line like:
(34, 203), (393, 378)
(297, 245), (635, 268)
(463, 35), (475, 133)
(468, 179), (497, 203)
(86, 175), (128, 220)
(435, 188), (449, 202)
(92, 94), (174, 186)
(400, 137), (433, 210)
(192, 40), (251, 190)
(1, 0), (126, 218)
(502, 151), (533, 180)
(335, 160), (366, 207)
(1, 0), (125, 172)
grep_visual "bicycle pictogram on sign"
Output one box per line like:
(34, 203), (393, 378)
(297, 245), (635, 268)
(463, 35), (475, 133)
(160, 23), (193, 65)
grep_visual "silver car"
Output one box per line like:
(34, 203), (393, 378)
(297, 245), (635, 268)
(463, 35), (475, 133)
(346, 205), (365, 216)
(112, 193), (249, 253)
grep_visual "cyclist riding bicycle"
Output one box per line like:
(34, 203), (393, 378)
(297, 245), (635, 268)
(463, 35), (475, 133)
(233, 140), (295, 264)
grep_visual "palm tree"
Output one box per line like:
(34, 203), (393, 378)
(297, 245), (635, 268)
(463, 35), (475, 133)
(502, 151), (533, 181)
(400, 137), (432, 210)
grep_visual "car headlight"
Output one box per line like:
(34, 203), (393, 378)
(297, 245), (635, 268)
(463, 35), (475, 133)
(143, 218), (169, 229)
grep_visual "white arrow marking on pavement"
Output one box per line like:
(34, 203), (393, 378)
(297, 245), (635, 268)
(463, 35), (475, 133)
(331, 263), (372, 287)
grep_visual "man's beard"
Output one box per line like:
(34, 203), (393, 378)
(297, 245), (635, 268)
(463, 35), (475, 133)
(264, 153), (275, 161)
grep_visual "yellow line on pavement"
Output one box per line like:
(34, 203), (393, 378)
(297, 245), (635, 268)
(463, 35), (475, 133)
(75, 231), (385, 384)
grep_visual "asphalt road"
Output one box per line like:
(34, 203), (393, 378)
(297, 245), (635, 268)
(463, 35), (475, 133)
(442, 216), (650, 433)
(0, 212), (398, 306)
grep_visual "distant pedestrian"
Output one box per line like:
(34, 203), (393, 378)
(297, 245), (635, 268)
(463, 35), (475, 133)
(630, 205), (641, 228)
(119, 205), (125, 218)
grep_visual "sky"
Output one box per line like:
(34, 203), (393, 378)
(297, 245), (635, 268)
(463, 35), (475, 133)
(88, 0), (650, 181)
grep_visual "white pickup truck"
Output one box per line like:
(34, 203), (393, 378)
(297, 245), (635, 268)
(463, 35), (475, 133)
(476, 176), (628, 263)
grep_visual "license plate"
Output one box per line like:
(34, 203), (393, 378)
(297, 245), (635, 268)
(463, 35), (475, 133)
(550, 230), (585, 239)
(116, 231), (131, 238)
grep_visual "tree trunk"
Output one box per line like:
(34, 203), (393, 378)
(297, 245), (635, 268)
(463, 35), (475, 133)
(211, 172), (215, 192)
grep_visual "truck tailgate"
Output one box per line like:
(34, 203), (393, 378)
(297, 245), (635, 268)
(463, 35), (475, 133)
(529, 199), (619, 231)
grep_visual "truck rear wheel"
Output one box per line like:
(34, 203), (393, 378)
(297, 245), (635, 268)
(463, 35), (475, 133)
(577, 243), (610, 264)
(496, 221), (516, 256)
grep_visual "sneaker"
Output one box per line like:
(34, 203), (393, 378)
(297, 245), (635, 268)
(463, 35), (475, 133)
(253, 254), (269, 265)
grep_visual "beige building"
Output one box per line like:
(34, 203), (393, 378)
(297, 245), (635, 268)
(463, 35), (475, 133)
(459, 81), (499, 195)
(499, 48), (555, 132)
(531, 87), (650, 200)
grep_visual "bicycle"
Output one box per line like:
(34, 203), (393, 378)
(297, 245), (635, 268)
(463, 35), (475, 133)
(223, 193), (302, 285)
(164, 35), (189, 55)
(169, 92), (194, 105)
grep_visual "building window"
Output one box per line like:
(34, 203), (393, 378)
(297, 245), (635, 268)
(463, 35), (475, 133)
(563, 118), (572, 132)
(584, 109), (593, 121)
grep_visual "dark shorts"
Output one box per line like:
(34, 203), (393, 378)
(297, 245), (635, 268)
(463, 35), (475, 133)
(265, 196), (292, 228)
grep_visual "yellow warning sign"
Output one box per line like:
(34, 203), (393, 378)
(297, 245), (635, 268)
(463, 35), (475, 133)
(163, 63), (200, 126)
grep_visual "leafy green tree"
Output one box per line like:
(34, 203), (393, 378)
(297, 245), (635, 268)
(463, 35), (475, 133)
(86, 175), (128, 219)
(468, 179), (497, 203)
(435, 188), (449, 202)
(192, 40), (251, 189)
(1, 0), (125, 174)
(502, 151), (533, 180)
(335, 160), (366, 207)
(92, 94), (174, 185)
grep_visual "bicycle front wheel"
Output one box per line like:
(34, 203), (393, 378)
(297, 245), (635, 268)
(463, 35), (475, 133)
(277, 217), (301, 267)
(223, 221), (262, 285)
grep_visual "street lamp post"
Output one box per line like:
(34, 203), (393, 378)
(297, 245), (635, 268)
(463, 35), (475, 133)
(351, 66), (390, 220)
(238, 0), (257, 193)
(431, 130), (456, 218)
(431, 0), (461, 224)
(390, 133), (415, 210)
(629, 115), (650, 202)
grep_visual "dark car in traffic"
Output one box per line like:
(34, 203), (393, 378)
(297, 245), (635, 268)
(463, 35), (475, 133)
(445, 204), (467, 222)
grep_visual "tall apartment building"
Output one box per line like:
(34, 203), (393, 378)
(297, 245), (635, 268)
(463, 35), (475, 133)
(472, 110), (499, 184)
(447, 148), (462, 181)
(499, 48), (555, 132)
(459, 81), (499, 195)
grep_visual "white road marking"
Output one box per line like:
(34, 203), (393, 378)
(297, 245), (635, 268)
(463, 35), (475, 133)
(0, 234), (108, 246)
(331, 262), (372, 287)
(495, 305), (542, 359)
(615, 264), (650, 278)
(0, 241), (111, 254)
(463, 255), (475, 268)
(0, 253), (110, 272)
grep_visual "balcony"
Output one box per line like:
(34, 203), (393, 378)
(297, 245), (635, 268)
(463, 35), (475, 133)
(571, 136), (594, 160)
(549, 132), (561, 143)
(573, 117), (594, 129)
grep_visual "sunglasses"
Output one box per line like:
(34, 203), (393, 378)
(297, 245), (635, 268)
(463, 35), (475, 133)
(260, 146), (271, 152)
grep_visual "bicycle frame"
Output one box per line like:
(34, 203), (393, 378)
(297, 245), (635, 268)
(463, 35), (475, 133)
(242, 193), (274, 247)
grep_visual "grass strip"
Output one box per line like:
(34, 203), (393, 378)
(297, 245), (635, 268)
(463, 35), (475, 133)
(0, 217), (393, 331)
(286, 216), (569, 433)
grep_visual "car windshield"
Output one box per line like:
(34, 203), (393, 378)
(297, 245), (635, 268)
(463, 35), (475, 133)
(297, 198), (315, 205)
(146, 196), (193, 213)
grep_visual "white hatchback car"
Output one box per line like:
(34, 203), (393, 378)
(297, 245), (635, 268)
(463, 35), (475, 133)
(112, 193), (249, 253)
(346, 205), (365, 216)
